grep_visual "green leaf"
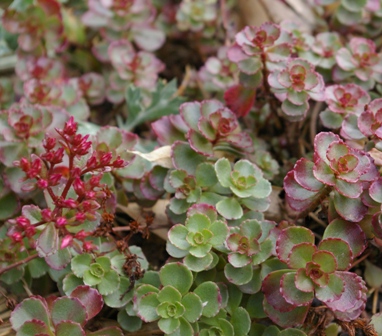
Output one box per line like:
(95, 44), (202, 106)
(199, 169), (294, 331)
(86, 326), (124, 336)
(158, 317), (180, 334)
(98, 270), (120, 295)
(27, 258), (48, 278)
(17, 320), (50, 336)
(215, 158), (233, 188)
(51, 297), (87, 326)
(158, 286), (182, 304)
(318, 238), (352, 271)
(120, 80), (184, 131)
(172, 142), (206, 175)
(231, 307), (251, 336)
(224, 263), (253, 285)
(194, 282), (221, 317)
(182, 293), (203, 323)
(196, 163), (218, 187)
(137, 293), (160, 322)
(370, 313), (382, 335)
(10, 297), (50, 331)
(167, 317), (193, 336)
(117, 310), (142, 332)
(71, 254), (92, 277)
(55, 321), (84, 336)
(320, 110), (343, 129)
(63, 274), (84, 295)
(216, 198), (243, 220)
(280, 329), (308, 336)
(168, 224), (191, 251)
(104, 277), (133, 308)
(0, 192), (19, 220)
(364, 260), (382, 288)
(160, 263), (193, 295)
(184, 253), (214, 272)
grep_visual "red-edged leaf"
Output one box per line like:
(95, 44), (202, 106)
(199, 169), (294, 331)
(224, 84), (256, 118)
(70, 286), (103, 321)
(280, 272), (314, 306)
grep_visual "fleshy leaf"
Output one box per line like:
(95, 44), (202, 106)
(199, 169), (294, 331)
(159, 263), (193, 295)
(51, 297), (87, 326)
(193, 282), (221, 317)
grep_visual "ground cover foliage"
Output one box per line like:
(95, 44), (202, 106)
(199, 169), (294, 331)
(1, 0), (382, 335)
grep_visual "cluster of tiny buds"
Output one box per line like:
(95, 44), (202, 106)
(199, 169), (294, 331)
(9, 116), (127, 251)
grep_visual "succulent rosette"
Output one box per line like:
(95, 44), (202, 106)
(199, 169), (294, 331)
(167, 204), (228, 272)
(320, 84), (370, 140)
(285, 132), (378, 222)
(226, 218), (276, 265)
(176, 0), (218, 35)
(82, 0), (165, 51)
(358, 98), (382, 148)
(180, 100), (253, 156)
(108, 40), (165, 91)
(198, 47), (237, 91)
(268, 58), (325, 121)
(301, 32), (342, 69)
(228, 22), (290, 78)
(334, 37), (382, 88)
(262, 220), (367, 327)
(313, 132), (376, 198)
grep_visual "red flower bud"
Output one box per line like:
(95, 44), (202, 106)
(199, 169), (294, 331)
(73, 178), (85, 196)
(63, 116), (77, 136)
(100, 152), (113, 165)
(56, 217), (67, 226)
(43, 137), (56, 151)
(10, 232), (23, 243)
(62, 198), (77, 208)
(37, 179), (48, 189)
(25, 226), (36, 237)
(61, 235), (73, 249)
(41, 209), (52, 221)
(16, 216), (30, 228)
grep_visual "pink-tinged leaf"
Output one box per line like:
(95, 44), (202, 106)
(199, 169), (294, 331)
(284, 171), (319, 201)
(333, 192), (368, 222)
(313, 132), (340, 163)
(369, 178), (382, 203)
(180, 102), (201, 131)
(224, 84), (256, 118)
(280, 272), (314, 306)
(263, 297), (309, 328)
(287, 243), (316, 269)
(313, 159), (335, 186)
(187, 129), (214, 156)
(55, 321), (85, 336)
(17, 319), (50, 335)
(36, 222), (59, 257)
(70, 286), (103, 321)
(10, 296), (50, 330)
(262, 270), (298, 313)
(315, 273), (344, 303)
(323, 219), (366, 258)
(293, 158), (324, 192)
(318, 238), (352, 271)
(51, 297), (87, 327)
(45, 248), (71, 270)
(285, 193), (317, 212)
(280, 100), (309, 122)
(276, 227), (315, 264)
(325, 272), (366, 316)
(333, 178), (363, 198)
(187, 203), (218, 223)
